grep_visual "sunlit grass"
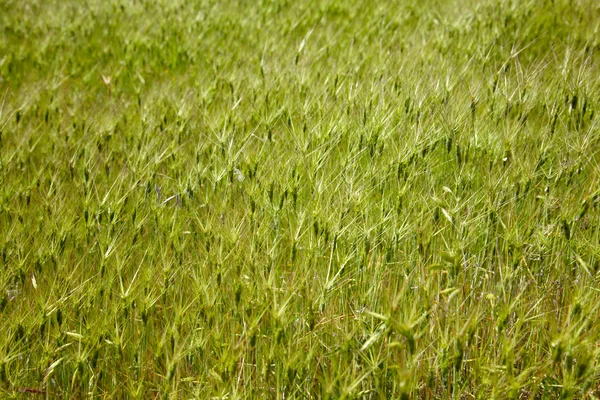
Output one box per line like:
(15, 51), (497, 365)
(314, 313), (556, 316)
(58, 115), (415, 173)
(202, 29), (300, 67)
(1, 0), (600, 398)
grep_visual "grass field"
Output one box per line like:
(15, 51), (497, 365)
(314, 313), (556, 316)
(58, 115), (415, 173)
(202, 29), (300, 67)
(1, 0), (600, 398)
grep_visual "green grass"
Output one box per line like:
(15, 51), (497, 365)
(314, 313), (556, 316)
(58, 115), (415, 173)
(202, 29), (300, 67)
(1, 0), (600, 398)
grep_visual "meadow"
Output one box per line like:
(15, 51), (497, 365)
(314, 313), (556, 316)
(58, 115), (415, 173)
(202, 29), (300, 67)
(1, 0), (600, 398)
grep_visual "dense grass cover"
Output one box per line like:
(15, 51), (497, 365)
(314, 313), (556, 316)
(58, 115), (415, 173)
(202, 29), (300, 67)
(1, 0), (600, 397)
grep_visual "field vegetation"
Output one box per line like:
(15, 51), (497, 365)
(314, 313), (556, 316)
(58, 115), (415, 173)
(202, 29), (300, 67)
(1, 0), (600, 398)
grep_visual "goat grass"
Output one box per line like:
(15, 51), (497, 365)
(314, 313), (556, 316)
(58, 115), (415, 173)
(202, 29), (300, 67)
(1, 0), (600, 398)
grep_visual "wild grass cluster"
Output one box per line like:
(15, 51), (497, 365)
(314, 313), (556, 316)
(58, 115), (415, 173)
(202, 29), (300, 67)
(1, 0), (600, 398)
